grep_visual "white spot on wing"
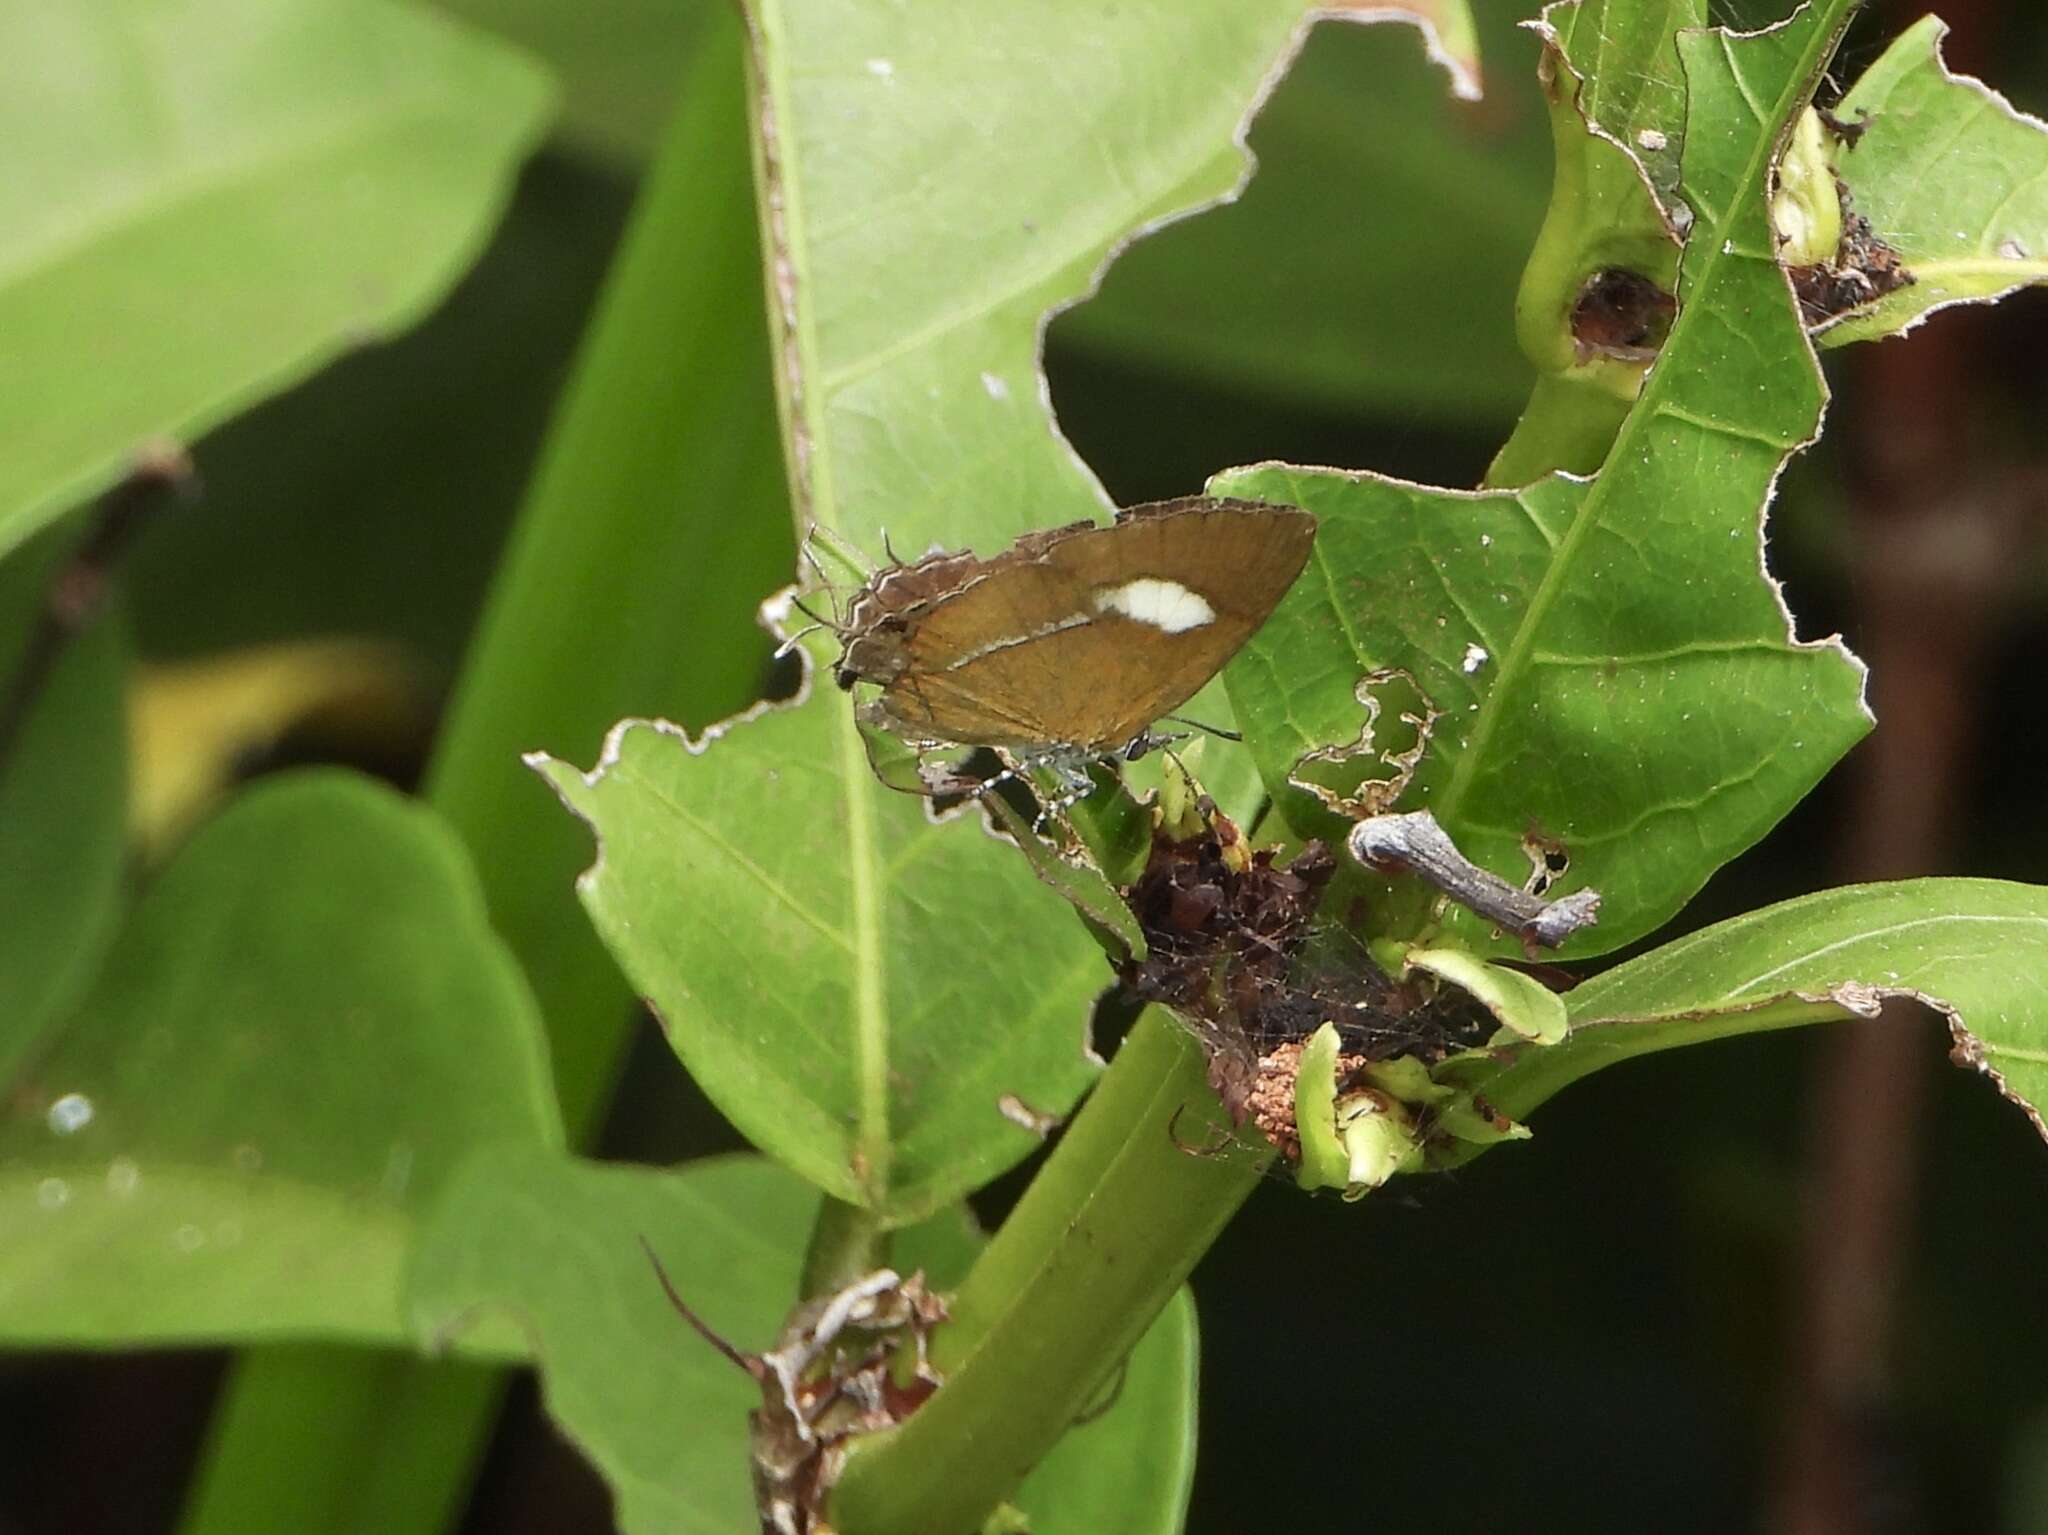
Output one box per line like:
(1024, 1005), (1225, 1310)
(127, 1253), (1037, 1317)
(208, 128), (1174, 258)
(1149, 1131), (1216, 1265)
(1093, 578), (1215, 634)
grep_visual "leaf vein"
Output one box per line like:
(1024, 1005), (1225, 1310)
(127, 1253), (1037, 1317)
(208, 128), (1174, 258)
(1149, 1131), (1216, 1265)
(621, 769), (855, 955)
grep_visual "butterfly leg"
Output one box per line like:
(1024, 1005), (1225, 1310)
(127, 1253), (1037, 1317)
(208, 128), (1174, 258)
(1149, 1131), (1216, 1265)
(1121, 728), (1189, 763)
(1029, 757), (1105, 834)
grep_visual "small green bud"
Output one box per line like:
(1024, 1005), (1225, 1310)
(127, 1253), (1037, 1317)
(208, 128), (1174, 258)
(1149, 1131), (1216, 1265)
(1362, 1055), (1450, 1106)
(1772, 107), (1843, 266)
(1292, 1023), (1350, 1193)
(1332, 1090), (1426, 1200)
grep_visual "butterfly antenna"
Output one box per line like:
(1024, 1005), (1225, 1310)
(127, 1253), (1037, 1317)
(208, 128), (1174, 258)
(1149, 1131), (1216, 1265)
(637, 1236), (765, 1381)
(797, 536), (832, 588)
(791, 592), (834, 627)
(804, 524), (876, 585)
(1160, 714), (1242, 743)
(773, 621), (829, 659)
(773, 591), (840, 659)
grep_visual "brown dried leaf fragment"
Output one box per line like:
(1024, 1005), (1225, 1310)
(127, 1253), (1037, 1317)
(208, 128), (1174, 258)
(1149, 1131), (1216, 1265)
(641, 1246), (947, 1535)
(1790, 201), (1915, 326)
(1118, 812), (1337, 1123)
(1117, 803), (1496, 1149)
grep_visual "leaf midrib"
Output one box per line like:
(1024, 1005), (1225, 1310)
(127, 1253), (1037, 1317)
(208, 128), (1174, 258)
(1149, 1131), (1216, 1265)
(752, 0), (891, 1198)
(749, 0), (837, 532)
(832, 707), (891, 1203)
(1434, 1), (1854, 831)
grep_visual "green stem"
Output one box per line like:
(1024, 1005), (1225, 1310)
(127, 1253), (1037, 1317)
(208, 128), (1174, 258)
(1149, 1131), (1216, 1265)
(831, 1010), (1268, 1535)
(1485, 997), (1851, 1127)
(803, 1196), (888, 1296)
(1483, 372), (1632, 487)
(178, 16), (790, 1535)
(1488, 7), (1681, 488)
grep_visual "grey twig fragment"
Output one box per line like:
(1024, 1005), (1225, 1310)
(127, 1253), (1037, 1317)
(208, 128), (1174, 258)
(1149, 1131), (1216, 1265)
(1347, 810), (1601, 951)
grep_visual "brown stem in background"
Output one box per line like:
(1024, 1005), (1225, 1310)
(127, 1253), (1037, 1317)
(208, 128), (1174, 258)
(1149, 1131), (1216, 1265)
(1777, 340), (2017, 1535)
(0, 443), (193, 764)
(1772, 10), (2023, 1527)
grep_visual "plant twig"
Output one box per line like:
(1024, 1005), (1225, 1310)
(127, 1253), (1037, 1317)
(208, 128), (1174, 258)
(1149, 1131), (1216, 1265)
(0, 443), (194, 764)
(1347, 809), (1601, 951)
(829, 1010), (1264, 1534)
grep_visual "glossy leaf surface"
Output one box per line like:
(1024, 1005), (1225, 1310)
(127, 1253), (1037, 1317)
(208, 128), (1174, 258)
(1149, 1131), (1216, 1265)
(532, 707), (1107, 1224)
(0, 0), (551, 559)
(1470, 879), (2048, 1142)
(0, 773), (558, 1346)
(0, 618), (128, 1063)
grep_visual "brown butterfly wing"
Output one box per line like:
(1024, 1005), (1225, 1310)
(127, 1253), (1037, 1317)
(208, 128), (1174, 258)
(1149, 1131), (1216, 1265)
(875, 499), (1315, 749)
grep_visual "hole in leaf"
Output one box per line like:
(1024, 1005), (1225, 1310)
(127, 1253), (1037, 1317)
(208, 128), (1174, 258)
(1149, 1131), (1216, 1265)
(1571, 267), (1676, 362)
(1522, 831), (1570, 897)
(1044, 15), (1550, 497)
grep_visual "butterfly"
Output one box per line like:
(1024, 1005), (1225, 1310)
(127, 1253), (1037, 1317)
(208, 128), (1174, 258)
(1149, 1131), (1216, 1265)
(826, 496), (1315, 801)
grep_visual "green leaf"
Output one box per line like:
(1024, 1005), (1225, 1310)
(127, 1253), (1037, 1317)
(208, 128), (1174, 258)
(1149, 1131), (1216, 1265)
(606, 0), (1477, 1234)
(0, 0), (552, 561)
(0, 617), (128, 1066)
(1011, 1290), (1198, 1534)
(407, 1149), (1198, 1535)
(747, 0), (1477, 555)
(0, 771), (559, 1346)
(1405, 947), (1567, 1045)
(1542, 0), (1702, 217)
(177, 26), (789, 1535)
(1216, 0), (1869, 960)
(532, 706), (1108, 1225)
(829, 1010), (1256, 1535)
(1487, 0), (1703, 483)
(1468, 879), (2048, 1141)
(1818, 16), (2048, 345)
(426, 0), (705, 161)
